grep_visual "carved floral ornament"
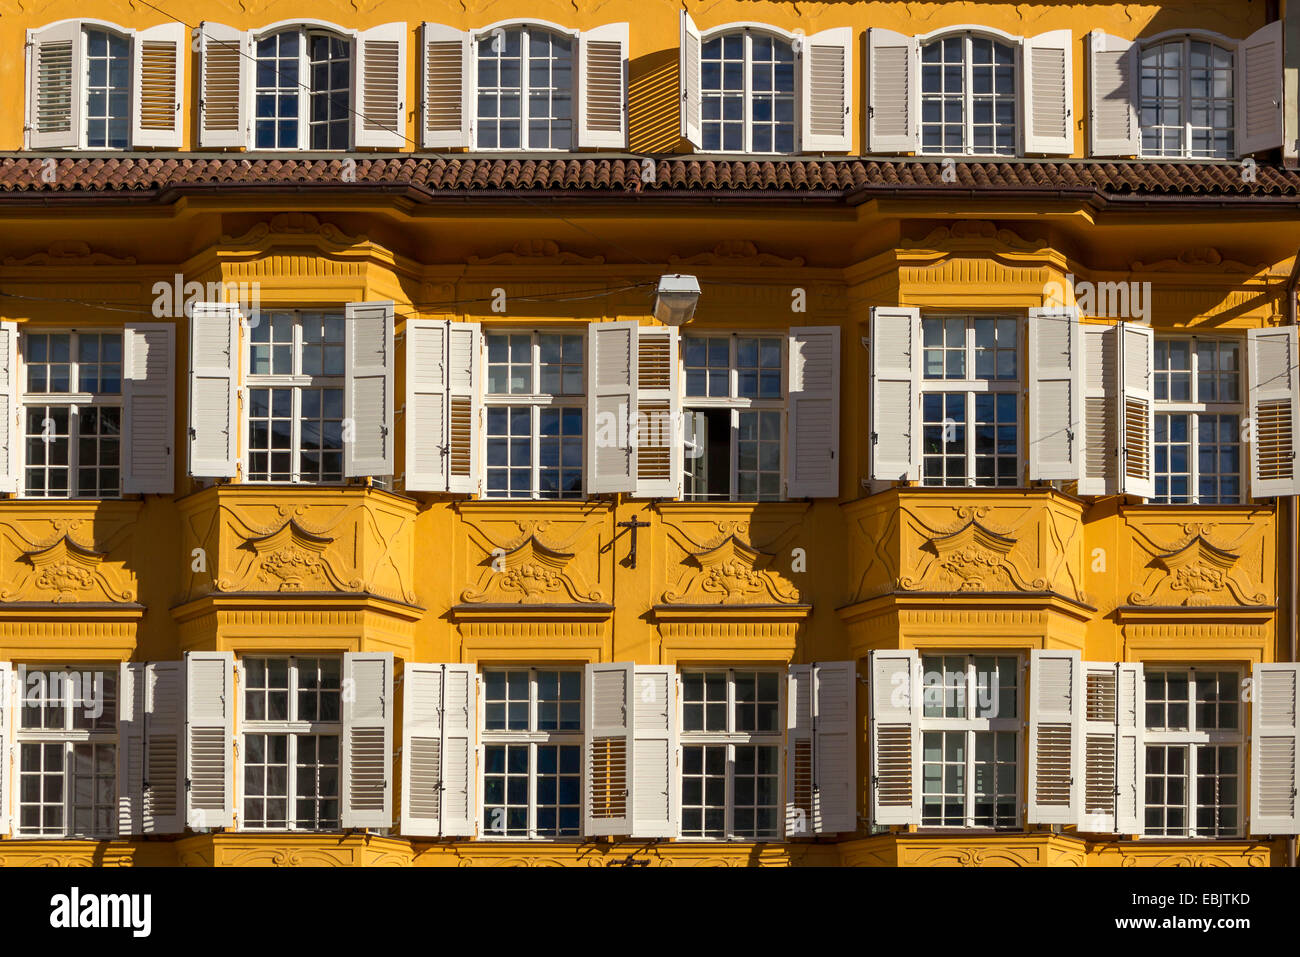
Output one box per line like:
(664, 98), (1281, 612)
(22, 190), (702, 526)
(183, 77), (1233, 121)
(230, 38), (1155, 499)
(901, 516), (1047, 594)
(1128, 525), (1268, 608)
(461, 534), (604, 605)
(661, 534), (799, 606)
(217, 518), (361, 594)
(0, 534), (134, 604)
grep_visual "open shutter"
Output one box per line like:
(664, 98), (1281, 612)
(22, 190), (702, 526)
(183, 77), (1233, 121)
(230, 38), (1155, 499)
(1079, 323), (1118, 495)
(401, 663), (442, 837)
(123, 322), (175, 494)
(440, 663), (477, 836)
(119, 663), (146, 836)
(1251, 663), (1299, 835)
(1028, 308), (1081, 480)
(1088, 31), (1138, 156)
(344, 300), (395, 478)
(869, 649), (919, 826)
(1238, 21), (1283, 156)
(0, 662), (9, 835)
(446, 322), (481, 494)
(0, 322), (18, 493)
(142, 662), (185, 835)
(421, 23), (471, 149)
(405, 318), (449, 492)
(354, 23), (407, 149)
(801, 27), (853, 152)
(27, 21), (83, 150)
(185, 651), (234, 830)
(1022, 29), (1074, 154)
(680, 12), (703, 148)
(1028, 649), (1081, 825)
(132, 22), (185, 148)
(342, 651), (394, 830)
(787, 665), (814, 835)
(199, 22), (248, 148)
(1118, 322), (1154, 499)
(866, 28), (917, 153)
(869, 307), (921, 481)
(631, 665), (677, 837)
(787, 326), (841, 498)
(633, 325), (680, 498)
(188, 302), (240, 479)
(578, 23), (628, 149)
(587, 321), (637, 494)
(1079, 662), (1118, 833)
(1247, 326), (1300, 498)
(1115, 662), (1144, 834)
(584, 662), (633, 836)
(813, 661), (857, 834)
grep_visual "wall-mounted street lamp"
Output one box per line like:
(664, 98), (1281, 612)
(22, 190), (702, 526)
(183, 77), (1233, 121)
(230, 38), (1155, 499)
(653, 273), (701, 325)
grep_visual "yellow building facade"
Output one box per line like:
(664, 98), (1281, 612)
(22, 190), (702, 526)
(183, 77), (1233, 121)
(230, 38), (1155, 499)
(0, 0), (1297, 867)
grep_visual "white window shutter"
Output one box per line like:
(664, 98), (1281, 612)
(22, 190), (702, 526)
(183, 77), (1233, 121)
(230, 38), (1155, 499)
(787, 326), (841, 498)
(446, 322), (481, 495)
(1238, 21), (1283, 156)
(800, 27), (853, 152)
(132, 22), (185, 148)
(401, 662), (443, 837)
(631, 665), (678, 838)
(866, 28), (918, 153)
(440, 663), (477, 836)
(1088, 31), (1138, 157)
(199, 22), (248, 148)
(869, 307), (921, 481)
(812, 661), (857, 834)
(1115, 662), (1144, 834)
(185, 650), (234, 830)
(1251, 663), (1299, 835)
(188, 302), (240, 479)
(342, 651), (394, 830)
(680, 12), (703, 148)
(1079, 323), (1118, 495)
(578, 23), (628, 149)
(633, 325), (680, 498)
(0, 662), (9, 835)
(344, 300), (395, 478)
(354, 23), (407, 149)
(869, 649), (919, 827)
(123, 322), (175, 494)
(786, 665), (814, 836)
(587, 321), (637, 494)
(1028, 308), (1081, 481)
(1021, 29), (1074, 155)
(119, 661), (184, 837)
(1079, 662), (1118, 833)
(421, 23), (471, 149)
(404, 318), (449, 492)
(0, 322), (18, 493)
(1118, 322), (1154, 499)
(584, 662), (633, 836)
(1027, 649), (1081, 825)
(1247, 326), (1300, 498)
(119, 662), (146, 836)
(27, 21), (83, 150)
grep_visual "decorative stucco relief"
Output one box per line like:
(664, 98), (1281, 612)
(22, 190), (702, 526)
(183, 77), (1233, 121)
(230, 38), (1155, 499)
(0, 517), (136, 604)
(1127, 522), (1269, 607)
(659, 512), (804, 605)
(459, 514), (607, 605)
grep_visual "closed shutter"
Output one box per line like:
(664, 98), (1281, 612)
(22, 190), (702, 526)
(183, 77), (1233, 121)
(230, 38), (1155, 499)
(869, 649), (919, 826)
(787, 326), (841, 498)
(786, 666), (814, 836)
(198, 22), (248, 148)
(1022, 29), (1074, 154)
(123, 322), (175, 494)
(1238, 21), (1283, 156)
(421, 23), (471, 148)
(27, 21), (83, 150)
(866, 28), (917, 153)
(1247, 326), (1300, 498)
(578, 23), (628, 149)
(1251, 662), (1299, 835)
(813, 661), (857, 834)
(1088, 31), (1138, 156)
(0, 662), (9, 835)
(1027, 649), (1081, 825)
(584, 662), (633, 836)
(680, 12), (703, 148)
(344, 300), (395, 478)
(119, 662), (146, 836)
(1028, 308), (1081, 480)
(185, 651), (234, 830)
(342, 651), (394, 830)
(188, 302), (240, 479)
(1118, 323), (1154, 499)
(404, 319), (449, 492)
(800, 27), (853, 152)
(132, 23), (185, 148)
(0, 322), (17, 493)
(587, 321), (637, 494)
(1115, 662), (1144, 834)
(440, 663), (477, 836)
(401, 663), (443, 837)
(1078, 323), (1118, 495)
(869, 307), (921, 481)
(633, 325), (680, 498)
(446, 323), (481, 495)
(631, 665), (678, 838)
(1079, 662), (1118, 833)
(355, 23), (407, 149)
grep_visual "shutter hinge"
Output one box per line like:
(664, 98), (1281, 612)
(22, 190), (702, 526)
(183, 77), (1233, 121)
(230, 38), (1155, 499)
(860, 336), (870, 349)
(870, 432), (878, 444)
(856, 674), (870, 685)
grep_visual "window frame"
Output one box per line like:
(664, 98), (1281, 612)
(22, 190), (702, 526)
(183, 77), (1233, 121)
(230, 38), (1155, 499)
(918, 28), (1021, 157)
(250, 21), (355, 151)
(470, 20), (580, 152)
(82, 24), (132, 150)
(698, 24), (801, 155)
(1137, 34), (1236, 160)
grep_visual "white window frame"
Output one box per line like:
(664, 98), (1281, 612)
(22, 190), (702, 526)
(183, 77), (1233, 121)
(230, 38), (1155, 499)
(250, 21), (354, 151)
(82, 24), (132, 150)
(698, 25), (801, 155)
(1137, 34), (1236, 160)
(918, 29), (1020, 157)
(470, 20), (579, 152)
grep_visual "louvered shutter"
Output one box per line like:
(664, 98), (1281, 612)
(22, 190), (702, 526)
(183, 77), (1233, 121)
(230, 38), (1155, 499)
(1238, 21), (1283, 156)
(0, 662), (9, 835)
(185, 651), (234, 830)
(27, 21), (83, 150)
(869, 307), (921, 481)
(1088, 31), (1138, 156)
(1079, 662), (1118, 833)
(800, 27), (853, 152)
(1118, 323), (1154, 499)
(344, 300), (395, 478)
(342, 651), (394, 830)
(786, 665), (814, 836)
(401, 663), (443, 837)
(199, 22), (248, 148)
(405, 319), (449, 492)
(440, 663), (477, 836)
(1028, 649), (1081, 825)
(1251, 662), (1299, 835)
(354, 23), (407, 149)
(680, 12), (703, 148)
(866, 28), (917, 153)
(1028, 308), (1081, 480)
(0, 322), (17, 493)
(1022, 29), (1074, 155)
(578, 23), (628, 149)
(119, 663), (146, 836)
(446, 322), (481, 495)
(812, 661), (857, 834)
(132, 22), (185, 148)
(631, 665), (677, 837)
(421, 23), (471, 148)
(123, 322), (175, 494)
(869, 649), (919, 826)
(787, 326), (841, 498)
(188, 302), (240, 479)
(587, 321), (637, 494)
(1247, 326), (1300, 498)
(119, 662), (184, 836)
(1115, 662), (1144, 834)
(633, 325), (680, 498)
(1078, 323), (1118, 495)
(584, 662), (633, 836)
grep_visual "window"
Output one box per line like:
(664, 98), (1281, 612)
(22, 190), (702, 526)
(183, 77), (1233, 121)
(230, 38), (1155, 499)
(1139, 39), (1234, 159)
(679, 669), (782, 840)
(481, 668), (583, 838)
(254, 29), (352, 149)
(682, 334), (785, 500)
(919, 655), (1020, 828)
(483, 332), (584, 499)
(475, 26), (574, 150)
(246, 311), (346, 484)
(920, 34), (1017, 155)
(1152, 337), (1243, 504)
(701, 30), (796, 153)
(20, 331), (123, 498)
(240, 656), (342, 831)
(920, 316), (1021, 486)
(1144, 669), (1242, 838)
(16, 668), (117, 838)
(85, 29), (130, 148)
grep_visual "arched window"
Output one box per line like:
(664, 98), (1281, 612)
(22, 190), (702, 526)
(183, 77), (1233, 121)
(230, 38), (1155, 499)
(1139, 39), (1234, 159)
(920, 33), (1017, 155)
(84, 28), (130, 149)
(700, 30), (796, 153)
(475, 25), (575, 150)
(253, 27), (353, 150)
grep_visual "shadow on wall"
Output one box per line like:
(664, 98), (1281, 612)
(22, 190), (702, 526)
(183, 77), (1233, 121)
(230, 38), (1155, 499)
(629, 47), (683, 154)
